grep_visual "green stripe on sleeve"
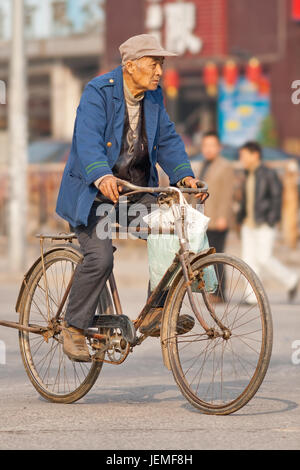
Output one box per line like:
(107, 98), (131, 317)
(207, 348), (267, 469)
(85, 161), (109, 171)
(86, 163), (110, 175)
(173, 163), (192, 173)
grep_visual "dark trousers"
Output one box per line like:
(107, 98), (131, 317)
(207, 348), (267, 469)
(65, 194), (158, 330)
(207, 229), (228, 298)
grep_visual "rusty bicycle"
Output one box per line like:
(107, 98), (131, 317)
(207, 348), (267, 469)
(0, 179), (273, 415)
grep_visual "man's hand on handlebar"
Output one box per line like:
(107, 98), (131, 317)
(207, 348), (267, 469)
(98, 175), (123, 204)
(181, 176), (208, 202)
(96, 175), (208, 204)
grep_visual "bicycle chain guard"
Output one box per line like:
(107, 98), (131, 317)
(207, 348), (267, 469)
(90, 314), (136, 344)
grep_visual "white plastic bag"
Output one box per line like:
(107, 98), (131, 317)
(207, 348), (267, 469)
(143, 189), (210, 236)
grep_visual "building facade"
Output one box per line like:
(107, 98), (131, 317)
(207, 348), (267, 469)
(105, 0), (300, 154)
(1, 0), (299, 154)
(0, 0), (104, 144)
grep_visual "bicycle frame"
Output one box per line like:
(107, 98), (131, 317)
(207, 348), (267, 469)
(0, 179), (216, 343)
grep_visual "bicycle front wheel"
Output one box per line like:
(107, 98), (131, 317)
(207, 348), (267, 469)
(163, 253), (273, 415)
(19, 247), (113, 404)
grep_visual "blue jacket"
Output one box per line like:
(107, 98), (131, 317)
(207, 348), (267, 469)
(56, 65), (194, 227)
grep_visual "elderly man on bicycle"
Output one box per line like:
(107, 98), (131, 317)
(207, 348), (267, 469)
(56, 34), (202, 362)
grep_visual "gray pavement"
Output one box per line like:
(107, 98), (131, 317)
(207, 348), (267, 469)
(0, 232), (299, 450)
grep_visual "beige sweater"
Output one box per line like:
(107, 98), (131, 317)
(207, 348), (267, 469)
(197, 156), (235, 230)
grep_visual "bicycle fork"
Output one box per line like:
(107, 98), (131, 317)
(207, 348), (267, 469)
(174, 213), (231, 340)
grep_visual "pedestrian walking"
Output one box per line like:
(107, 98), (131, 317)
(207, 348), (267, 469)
(197, 131), (235, 301)
(237, 141), (299, 303)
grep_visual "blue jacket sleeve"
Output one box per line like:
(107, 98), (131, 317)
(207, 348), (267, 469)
(75, 83), (113, 185)
(156, 89), (194, 184)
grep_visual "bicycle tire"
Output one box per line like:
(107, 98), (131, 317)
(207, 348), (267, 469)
(163, 253), (273, 415)
(19, 247), (114, 404)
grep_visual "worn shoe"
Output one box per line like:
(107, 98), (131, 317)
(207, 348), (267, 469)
(139, 308), (195, 337)
(61, 322), (91, 362)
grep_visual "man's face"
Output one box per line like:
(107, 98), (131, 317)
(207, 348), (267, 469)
(125, 56), (164, 92)
(239, 148), (260, 170)
(201, 136), (221, 161)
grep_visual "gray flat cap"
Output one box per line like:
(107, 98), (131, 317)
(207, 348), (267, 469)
(119, 34), (177, 65)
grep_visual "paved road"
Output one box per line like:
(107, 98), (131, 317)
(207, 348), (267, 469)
(0, 234), (299, 450)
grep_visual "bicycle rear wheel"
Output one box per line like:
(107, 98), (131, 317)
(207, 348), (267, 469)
(163, 253), (273, 415)
(19, 247), (114, 404)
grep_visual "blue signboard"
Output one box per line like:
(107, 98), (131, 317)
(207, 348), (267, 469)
(218, 77), (270, 146)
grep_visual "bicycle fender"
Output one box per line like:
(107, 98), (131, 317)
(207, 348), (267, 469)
(15, 243), (82, 315)
(160, 247), (216, 371)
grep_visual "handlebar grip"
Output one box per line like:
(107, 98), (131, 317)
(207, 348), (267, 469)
(178, 178), (208, 192)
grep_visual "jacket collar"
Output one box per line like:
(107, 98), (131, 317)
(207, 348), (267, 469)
(112, 65), (124, 100)
(111, 65), (159, 153)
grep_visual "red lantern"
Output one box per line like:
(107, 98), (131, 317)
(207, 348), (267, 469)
(203, 62), (218, 86)
(163, 69), (180, 99)
(223, 60), (238, 89)
(246, 58), (262, 85)
(203, 62), (218, 96)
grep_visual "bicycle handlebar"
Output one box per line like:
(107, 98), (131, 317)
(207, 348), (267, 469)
(115, 178), (208, 195)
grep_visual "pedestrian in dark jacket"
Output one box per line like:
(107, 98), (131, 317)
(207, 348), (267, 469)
(238, 141), (298, 303)
(57, 34), (203, 361)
